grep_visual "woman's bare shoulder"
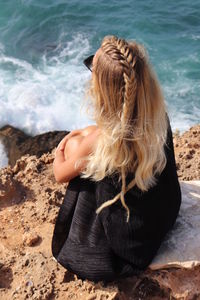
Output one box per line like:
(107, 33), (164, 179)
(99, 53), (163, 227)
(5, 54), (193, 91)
(67, 125), (98, 138)
(81, 125), (99, 136)
(64, 125), (100, 159)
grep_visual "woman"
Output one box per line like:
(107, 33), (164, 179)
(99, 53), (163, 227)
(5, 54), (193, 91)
(52, 35), (181, 282)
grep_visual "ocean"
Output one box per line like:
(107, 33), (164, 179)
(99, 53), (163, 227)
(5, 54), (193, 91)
(0, 0), (200, 167)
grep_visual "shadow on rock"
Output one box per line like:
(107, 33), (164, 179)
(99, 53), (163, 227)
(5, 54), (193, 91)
(0, 264), (13, 289)
(0, 172), (31, 210)
(116, 274), (171, 300)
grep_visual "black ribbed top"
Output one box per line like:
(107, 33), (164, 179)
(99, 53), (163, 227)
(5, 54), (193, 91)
(52, 124), (181, 282)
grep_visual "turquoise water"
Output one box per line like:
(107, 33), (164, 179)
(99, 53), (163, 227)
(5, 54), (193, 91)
(0, 0), (199, 137)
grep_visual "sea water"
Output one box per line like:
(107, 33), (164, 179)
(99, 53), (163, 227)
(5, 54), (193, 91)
(0, 0), (200, 167)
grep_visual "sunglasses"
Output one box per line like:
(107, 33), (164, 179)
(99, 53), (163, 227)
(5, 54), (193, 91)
(83, 55), (94, 72)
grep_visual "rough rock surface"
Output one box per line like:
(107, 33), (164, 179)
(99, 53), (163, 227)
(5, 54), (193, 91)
(173, 124), (200, 180)
(0, 159), (200, 299)
(0, 124), (200, 299)
(0, 125), (68, 167)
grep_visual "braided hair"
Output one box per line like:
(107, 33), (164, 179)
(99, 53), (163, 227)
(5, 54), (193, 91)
(82, 36), (168, 221)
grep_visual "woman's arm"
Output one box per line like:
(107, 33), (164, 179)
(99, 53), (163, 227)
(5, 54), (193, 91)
(53, 127), (100, 183)
(55, 125), (98, 155)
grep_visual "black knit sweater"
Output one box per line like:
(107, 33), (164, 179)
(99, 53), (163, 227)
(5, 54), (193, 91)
(51, 124), (181, 282)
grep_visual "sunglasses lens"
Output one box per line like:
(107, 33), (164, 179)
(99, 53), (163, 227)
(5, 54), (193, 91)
(83, 55), (94, 72)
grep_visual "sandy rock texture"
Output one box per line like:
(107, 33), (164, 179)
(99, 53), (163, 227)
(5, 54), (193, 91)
(173, 124), (200, 180)
(0, 124), (200, 300)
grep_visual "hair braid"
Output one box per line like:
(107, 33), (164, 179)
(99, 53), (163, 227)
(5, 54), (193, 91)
(102, 36), (140, 130)
(96, 36), (143, 221)
(96, 169), (136, 222)
(114, 38), (139, 128)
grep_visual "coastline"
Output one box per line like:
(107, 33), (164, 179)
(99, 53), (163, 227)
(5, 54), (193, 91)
(0, 124), (199, 299)
(0, 123), (200, 180)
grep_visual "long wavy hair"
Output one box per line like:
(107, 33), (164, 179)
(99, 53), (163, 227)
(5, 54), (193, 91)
(81, 35), (168, 221)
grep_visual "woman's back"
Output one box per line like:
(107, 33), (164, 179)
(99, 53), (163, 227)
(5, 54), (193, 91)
(52, 122), (181, 282)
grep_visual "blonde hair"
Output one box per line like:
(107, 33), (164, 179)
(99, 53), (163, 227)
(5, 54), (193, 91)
(81, 35), (168, 221)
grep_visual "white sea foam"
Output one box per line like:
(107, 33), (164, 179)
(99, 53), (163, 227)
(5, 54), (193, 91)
(164, 78), (200, 132)
(0, 56), (34, 72)
(0, 141), (8, 168)
(0, 33), (94, 136)
(0, 33), (95, 167)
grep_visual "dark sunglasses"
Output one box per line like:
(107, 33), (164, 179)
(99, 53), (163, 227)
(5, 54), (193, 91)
(83, 55), (94, 72)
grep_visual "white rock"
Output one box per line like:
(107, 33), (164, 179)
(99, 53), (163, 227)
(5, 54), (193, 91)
(150, 181), (200, 270)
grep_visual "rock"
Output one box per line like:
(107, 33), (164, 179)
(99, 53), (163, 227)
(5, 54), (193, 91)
(23, 232), (41, 247)
(0, 167), (15, 199)
(173, 124), (200, 180)
(26, 280), (34, 287)
(0, 125), (68, 167)
(149, 181), (200, 270)
(0, 166), (26, 205)
(0, 125), (200, 299)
